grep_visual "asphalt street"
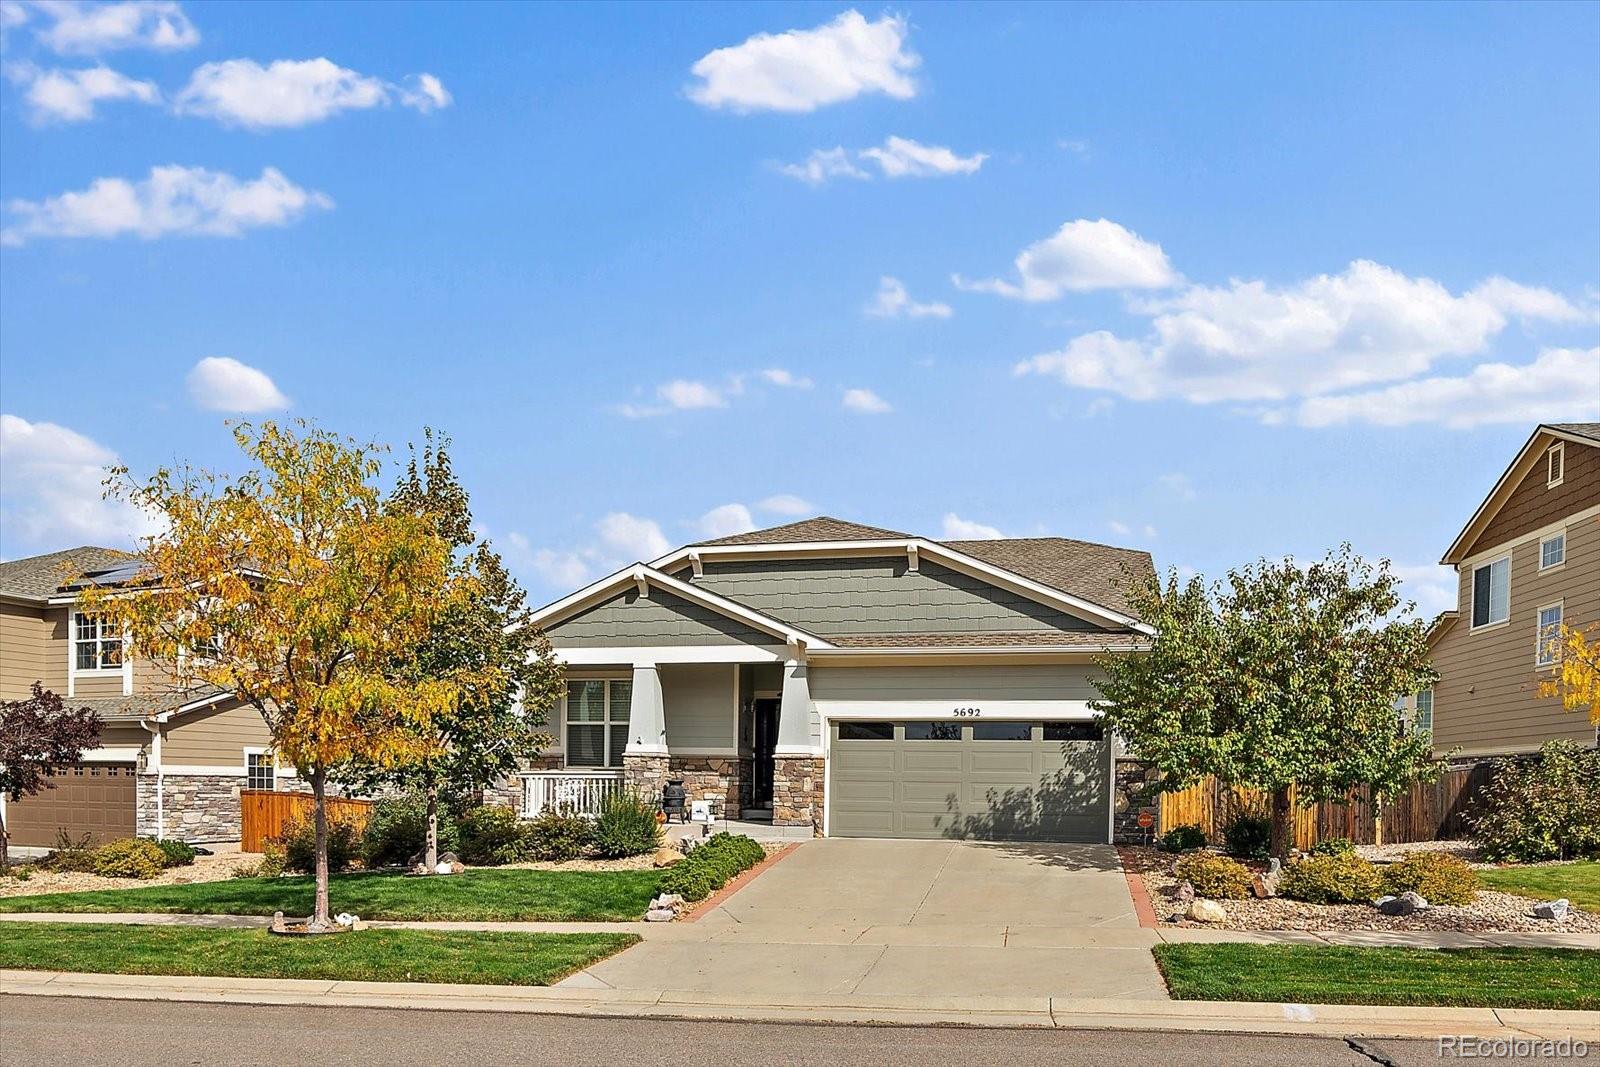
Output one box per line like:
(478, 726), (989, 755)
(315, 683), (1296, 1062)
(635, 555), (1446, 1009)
(0, 995), (1555, 1067)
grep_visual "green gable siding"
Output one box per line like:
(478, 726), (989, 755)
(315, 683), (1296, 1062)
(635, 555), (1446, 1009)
(684, 558), (1103, 636)
(547, 588), (772, 647)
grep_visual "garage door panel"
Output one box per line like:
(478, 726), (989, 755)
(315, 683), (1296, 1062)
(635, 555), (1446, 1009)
(6, 763), (137, 847)
(830, 723), (1106, 843)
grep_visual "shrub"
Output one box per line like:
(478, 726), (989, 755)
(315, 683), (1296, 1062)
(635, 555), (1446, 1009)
(276, 816), (362, 874)
(90, 838), (168, 879)
(1279, 852), (1382, 904)
(1381, 851), (1478, 906)
(237, 841), (286, 878)
(361, 794), (459, 868)
(146, 838), (197, 868)
(525, 806), (594, 861)
(1172, 852), (1253, 899)
(457, 805), (532, 866)
(591, 791), (662, 859)
(658, 833), (766, 902)
(1158, 824), (1207, 853)
(1471, 740), (1600, 863)
(46, 830), (99, 873)
(1310, 837), (1355, 857)
(1222, 812), (1272, 859)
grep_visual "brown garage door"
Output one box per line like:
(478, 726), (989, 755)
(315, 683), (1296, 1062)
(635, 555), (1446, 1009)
(5, 763), (137, 847)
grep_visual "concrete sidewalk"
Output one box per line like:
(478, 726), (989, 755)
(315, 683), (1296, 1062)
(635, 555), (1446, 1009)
(4, 911), (1596, 949)
(3, 968), (1596, 1041)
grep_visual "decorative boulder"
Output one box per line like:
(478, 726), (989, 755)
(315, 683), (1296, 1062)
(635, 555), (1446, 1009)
(1187, 899), (1227, 923)
(1174, 880), (1195, 904)
(1251, 873), (1278, 899)
(644, 908), (676, 922)
(437, 852), (460, 866)
(1532, 899), (1570, 921)
(1376, 892), (1428, 916)
(653, 847), (683, 868)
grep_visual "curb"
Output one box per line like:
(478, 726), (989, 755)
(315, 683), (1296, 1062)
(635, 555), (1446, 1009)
(687, 841), (801, 922)
(4, 970), (1597, 1039)
(1116, 847), (1161, 928)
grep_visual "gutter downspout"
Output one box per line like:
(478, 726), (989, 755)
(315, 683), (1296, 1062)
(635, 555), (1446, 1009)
(141, 720), (163, 841)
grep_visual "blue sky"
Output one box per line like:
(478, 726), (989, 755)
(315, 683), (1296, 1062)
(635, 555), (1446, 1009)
(2, 1), (1597, 617)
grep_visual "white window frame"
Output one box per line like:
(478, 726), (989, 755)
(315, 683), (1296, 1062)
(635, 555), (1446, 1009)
(1539, 530), (1566, 572)
(1469, 555), (1511, 631)
(1547, 442), (1565, 488)
(71, 611), (125, 673)
(562, 678), (631, 770)
(243, 748), (276, 792)
(1413, 689), (1433, 738)
(1535, 601), (1564, 668)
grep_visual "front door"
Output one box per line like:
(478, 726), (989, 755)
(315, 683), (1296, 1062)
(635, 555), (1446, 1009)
(750, 698), (779, 808)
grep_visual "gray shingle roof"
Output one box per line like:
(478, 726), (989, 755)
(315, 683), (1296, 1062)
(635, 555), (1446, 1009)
(692, 516), (911, 547)
(1551, 423), (1600, 444)
(0, 547), (133, 601)
(942, 537), (1154, 619)
(71, 685), (233, 722)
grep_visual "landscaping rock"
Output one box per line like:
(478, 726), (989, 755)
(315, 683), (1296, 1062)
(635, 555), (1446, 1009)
(1266, 858), (1282, 877)
(437, 852), (460, 866)
(652, 893), (685, 909)
(1532, 898), (1570, 921)
(644, 908), (676, 922)
(652, 847), (683, 868)
(1174, 880), (1195, 904)
(1188, 899), (1227, 923)
(1251, 873), (1278, 899)
(1376, 892), (1428, 916)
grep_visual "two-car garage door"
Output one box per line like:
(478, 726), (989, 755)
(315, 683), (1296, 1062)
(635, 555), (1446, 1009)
(829, 720), (1108, 842)
(4, 763), (137, 847)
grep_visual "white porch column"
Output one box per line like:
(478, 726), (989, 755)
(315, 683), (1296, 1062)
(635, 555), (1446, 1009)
(624, 664), (668, 755)
(775, 660), (815, 755)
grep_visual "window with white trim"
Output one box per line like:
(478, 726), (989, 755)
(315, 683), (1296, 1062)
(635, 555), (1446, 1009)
(73, 612), (123, 671)
(1470, 556), (1510, 628)
(1413, 689), (1433, 737)
(1537, 603), (1564, 667)
(1540, 532), (1566, 570)
(1547, 442), (1564, 487)
(564, 679), (631, 768)
(245, 752), (276, 791)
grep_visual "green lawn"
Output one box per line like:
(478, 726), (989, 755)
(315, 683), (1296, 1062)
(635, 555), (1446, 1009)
(0, 921), (636, 986)
(0, 868), (663, 922)
(1477, 861), (1600, 911)
(1153, 944), (1600, 1010)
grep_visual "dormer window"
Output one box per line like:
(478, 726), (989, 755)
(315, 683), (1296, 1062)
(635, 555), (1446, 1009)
(1547, 442), (1564, 487)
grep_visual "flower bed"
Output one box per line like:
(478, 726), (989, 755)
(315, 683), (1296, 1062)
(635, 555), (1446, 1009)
(1123, 845), (1600, 933)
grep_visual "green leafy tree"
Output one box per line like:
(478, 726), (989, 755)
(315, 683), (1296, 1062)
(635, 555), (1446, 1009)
(1094, 546), (1442, 859)
(342, 430), (564, 870)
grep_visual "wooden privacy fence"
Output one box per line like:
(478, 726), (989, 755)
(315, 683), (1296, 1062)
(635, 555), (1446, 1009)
(1157, 764), (1493, 850)
(240, 790), (373, 853)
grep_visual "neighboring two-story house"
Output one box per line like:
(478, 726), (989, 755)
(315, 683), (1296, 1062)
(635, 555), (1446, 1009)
(0, 547), (281, 847)
(1429, 423), (1600, 760)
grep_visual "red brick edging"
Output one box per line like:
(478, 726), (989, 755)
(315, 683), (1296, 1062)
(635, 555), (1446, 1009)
(1116, 845), (1160, 929)
(684, 842), (801, 922)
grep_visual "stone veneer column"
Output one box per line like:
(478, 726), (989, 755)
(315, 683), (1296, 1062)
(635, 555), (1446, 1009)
(622, 664), (670, 804)
(773, 660), (823, 830)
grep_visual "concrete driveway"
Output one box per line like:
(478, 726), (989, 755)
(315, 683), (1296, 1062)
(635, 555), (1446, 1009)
(564, 839), (1168, 1001)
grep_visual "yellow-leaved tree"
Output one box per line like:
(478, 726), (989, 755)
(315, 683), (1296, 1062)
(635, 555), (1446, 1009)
(82, 421), (496, 931)
(1539, 624), (1600, 726)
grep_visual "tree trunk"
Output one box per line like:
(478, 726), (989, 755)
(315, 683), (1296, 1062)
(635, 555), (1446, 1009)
(310, 765), (331, 931)
(1269, 786), (1294, 861)
(1372, 795), (1384, 848)
(425, 781), (439, 871)
(0, 809), (9, 872)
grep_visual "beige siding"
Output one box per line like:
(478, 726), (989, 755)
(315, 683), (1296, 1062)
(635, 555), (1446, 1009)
(0, 601), (50, 699)
(94, 724), (153, 754)
(72, 674), (126, 698)
(1470, 439), (1599, 557)
(661, 664), (737, 752)
(162, 700), (272, 766)
(1432, 512), (1600, 757)
(41, 607), (70, 693)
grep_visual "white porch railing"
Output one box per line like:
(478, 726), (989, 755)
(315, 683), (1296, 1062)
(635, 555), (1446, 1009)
(520, 770), (625, 817)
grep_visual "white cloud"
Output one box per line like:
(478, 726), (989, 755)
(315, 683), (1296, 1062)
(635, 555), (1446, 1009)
(687, 9), (917, 114)
(596, 512), (669, 561)
(696, 503), (756, 539)
(1291, 346), (1600, 429)
(174, 58), (450, 129)
(1157, 473), (1197, 501)
(760, 368), (813, 389)
(859, 136), (985, 179)
(777, 136), (983, 186)
(842, 387), (892, 414)
(1015, 259), (1594, 412)
(956, 218), (1179, 300)
(658, 379), (725, 410)
(0, 413), (155, 552)
(1107, 520), (1130, 536)
(185, 356), (289, 413)
(1, 164), (332, 246)
(1106, 520), (1156, 540)
(23, 0), (197, 55)
(758, 494), (813, 516)
(8, 62), (158, 122)
(775, 147), (869, 186)
(866, 276), (952, 319)
(1389, 562), (1458, 620)
(941, 513), (1004, 540)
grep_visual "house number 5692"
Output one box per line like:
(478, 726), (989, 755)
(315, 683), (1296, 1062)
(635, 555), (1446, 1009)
(952, 707), (982, 717)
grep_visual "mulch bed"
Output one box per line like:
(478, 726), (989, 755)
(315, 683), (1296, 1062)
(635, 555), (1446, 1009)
(1122, 845), (1600, 934)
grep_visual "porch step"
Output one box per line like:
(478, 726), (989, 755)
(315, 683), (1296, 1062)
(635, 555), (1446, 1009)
(740, 807), (773, 822)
